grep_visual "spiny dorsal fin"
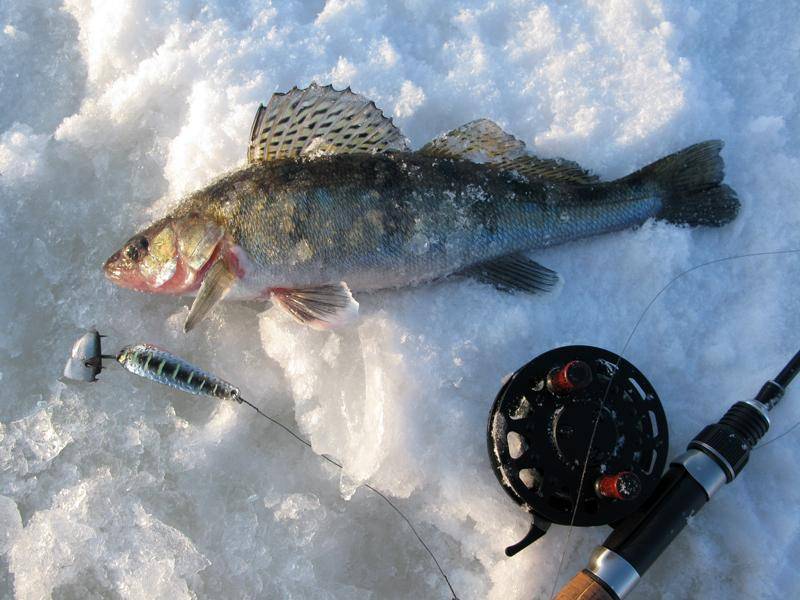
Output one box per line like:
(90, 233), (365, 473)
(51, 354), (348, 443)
(419, 119), (598, 185)
(247, 83), (410, 163)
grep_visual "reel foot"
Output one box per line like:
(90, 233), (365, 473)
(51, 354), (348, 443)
(505, 515), (552, 557)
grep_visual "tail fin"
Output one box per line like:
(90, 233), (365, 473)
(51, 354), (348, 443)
(622, 140), (739, 227)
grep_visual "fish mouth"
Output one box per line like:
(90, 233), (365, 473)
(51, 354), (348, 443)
(103, 253), (124, 282)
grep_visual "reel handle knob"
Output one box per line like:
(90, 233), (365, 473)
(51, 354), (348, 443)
(547, 360), (593, 395)
(596, 472), (642, 501)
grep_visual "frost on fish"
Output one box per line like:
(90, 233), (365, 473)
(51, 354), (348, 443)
(104, 84), (739, 331)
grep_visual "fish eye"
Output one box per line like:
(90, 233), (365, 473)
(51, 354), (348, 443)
(124, 237), (148, 261)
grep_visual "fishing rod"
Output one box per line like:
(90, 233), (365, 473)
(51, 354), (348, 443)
(486, 341), (799, 600)
(484, 248), (800, 599)
(552, 348), (799, 599)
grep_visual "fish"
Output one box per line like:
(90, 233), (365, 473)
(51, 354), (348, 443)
(103, 83), (739, 332)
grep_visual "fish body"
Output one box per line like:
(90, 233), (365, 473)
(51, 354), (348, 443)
(104, 84), (738, 330)
(182, 152), (659, 295)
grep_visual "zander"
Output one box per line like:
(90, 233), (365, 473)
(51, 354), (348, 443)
(104, 84), (739, 331)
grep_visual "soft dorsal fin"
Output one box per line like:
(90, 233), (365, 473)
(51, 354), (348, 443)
(247, 83), (410, 163)
(494, 154), (600, 184)
(419, 119), (526, 162)
(419, 119), (598, 185)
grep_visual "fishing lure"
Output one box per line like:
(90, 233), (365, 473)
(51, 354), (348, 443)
(63, 333), (242, 403)
(116, 343), (242, 403)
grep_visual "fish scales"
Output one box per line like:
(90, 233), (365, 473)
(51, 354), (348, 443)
(184, 153), (661, 293)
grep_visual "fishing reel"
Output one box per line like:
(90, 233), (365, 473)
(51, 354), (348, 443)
(488, 346), (669, 555)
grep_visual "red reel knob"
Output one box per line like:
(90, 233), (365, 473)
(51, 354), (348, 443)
(595, 471), (642, 501)
(547, 360), (593, 394)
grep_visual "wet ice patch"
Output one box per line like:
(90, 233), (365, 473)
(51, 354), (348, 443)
(0, 496), (22, 554)
(270, 493), (326, 545)
(394, 81), (426, 118)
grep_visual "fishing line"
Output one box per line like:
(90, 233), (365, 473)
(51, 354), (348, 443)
(754, 419), (800, 449)
(547, 247), (800, 600)
(65, 337), (459, 597)
(238, 398), (460, 600)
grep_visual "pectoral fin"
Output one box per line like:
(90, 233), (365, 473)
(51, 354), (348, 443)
(462, 254), (561, 295)
(183, 260), (236, 332)
(271, 282), (359, 329)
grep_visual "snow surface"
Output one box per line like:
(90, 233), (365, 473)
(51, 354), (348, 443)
(2, 0), (800, 598)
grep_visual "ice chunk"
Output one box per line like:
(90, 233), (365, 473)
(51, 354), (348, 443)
(8, 473), (209, 600)
(0, 124), (48, 183)
(0, 496), (22, 554)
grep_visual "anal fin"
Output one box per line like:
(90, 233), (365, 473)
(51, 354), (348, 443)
(271, 282), (359, 329)
(462, 254), (560, 295)
(184, 260), (236, 332)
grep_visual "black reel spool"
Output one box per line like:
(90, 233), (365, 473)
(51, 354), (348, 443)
(487, 346), (669, 556)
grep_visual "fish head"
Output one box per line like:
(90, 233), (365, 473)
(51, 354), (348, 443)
(104, 214), (223, 295)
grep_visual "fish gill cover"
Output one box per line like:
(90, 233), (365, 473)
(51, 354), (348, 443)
(0, 1), (798, 599)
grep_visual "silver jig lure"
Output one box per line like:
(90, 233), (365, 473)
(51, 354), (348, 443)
(63, 328), (105, 382)
(116, 343), (242, 403)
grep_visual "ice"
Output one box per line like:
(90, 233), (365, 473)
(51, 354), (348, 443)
(9, 472), (210, 599)
(2, 0), (800, 598)
(0, 125), (49, 183)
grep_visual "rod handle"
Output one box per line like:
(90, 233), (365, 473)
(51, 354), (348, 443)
(554, 571), (616, 600)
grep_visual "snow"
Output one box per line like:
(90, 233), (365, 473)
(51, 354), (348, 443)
(1, 1), (799, 598)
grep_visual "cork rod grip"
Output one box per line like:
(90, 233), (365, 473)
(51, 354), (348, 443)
(553, 571), (616, 600)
